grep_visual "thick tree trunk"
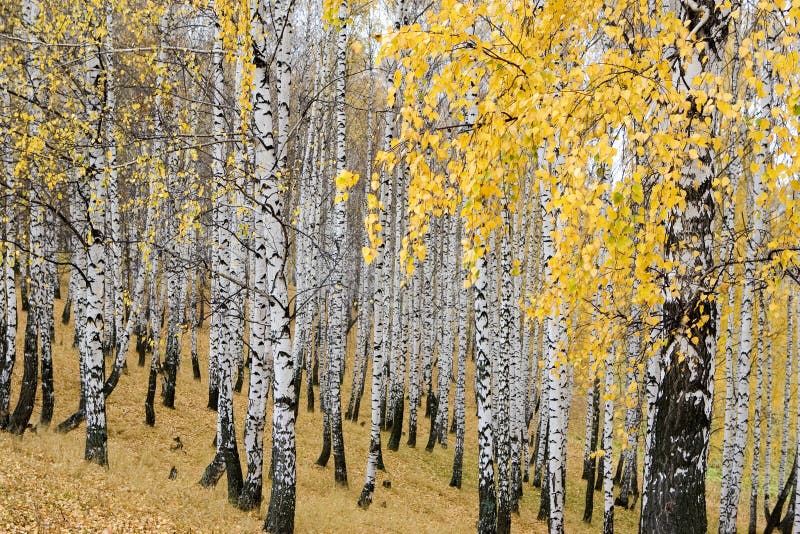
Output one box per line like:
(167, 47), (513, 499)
(82, 13), (110, 466)
(640, 4), (723, 532)
(7, 0), (45, 437)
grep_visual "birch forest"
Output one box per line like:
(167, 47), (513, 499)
(2, 0), (800, 532)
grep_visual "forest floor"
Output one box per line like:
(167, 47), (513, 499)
(0, 291), (758, 533)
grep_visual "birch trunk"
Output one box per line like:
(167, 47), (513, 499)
(640, 3), (723, 530)
(199, 4), (243, 505)
(356, 108), (393, 502)
(435, 215), (456, 448)
(323, 0), (350, 486)
(602, 350), (614, 534)
(0, 91), (16, 428)
(749, 295), (766, 533)
(616, 305), (641, 509)
(496, 207), (514, 534)
(7, 0), (45, 438)
(449, 240), (468, 488)
(475, 253), (497, 533)
(541, 175), (569, 533)
(720, 143), (763, 534)
(252, 0), (298, 528)
(779, 291), (794, 486)
(764, 296), (775, 518)
(82, 12), (109, 465)
(794, 338), (800, 534)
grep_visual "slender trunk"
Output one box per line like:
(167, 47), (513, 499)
(357, 210), (388, 505)
(541, 175), (569, 533)
(475, 254), (497, 533)
(82, 13), (110, 465)
(407, 271), (420, 446)
(764, 453), (796, 533)
(779, 294), (794, 494)
(39, 215), (55, 427)
(190, 269), (201, 380)
(0, 91), (16, 428)
(239, 197), (271, 510)
(496, 207), (514, 534)
(583, 377), (601, 523)
(794, 320), (800, 534)
(200, 5), (244, 506)
(449, 243), (468, 489)
(435, 217), (456, 448)
(721, 170), (760, 532)
(764, 298), (775, 519)
(746, 295), (766, 533)
(582, 306), (599, 482)
(602, 351), (614, 534)
(322, 3), (350, 487)
(449, 329), (467, 487)
(616, 307), (641, 508)
(537, 422), (550, 521)
(7, 0), (44, 437)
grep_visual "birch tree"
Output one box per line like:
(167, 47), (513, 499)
(641, 2), (727, 531)
(81, 4), (110, 466)
(323, 0), (351, 487)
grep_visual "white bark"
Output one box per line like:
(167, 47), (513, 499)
(102, 0), (127, 387)
(83, 13), (109, 464)
(435, 215), (456, 446)
(0, 89), (16, 423)
(749, 294), (766, 531)
(794, 336), (800, 534)
(540, 174), (568, 533)
(323, 0), (350, 485)
(764, 295), (774, 515)
(720, 165), (763, 534)
(475, 252), (497, 533)
(252, 0), (297, 526)
(602, 349), (614, 534)
(496, 208), (514, 532)
(357, 43), (397, 501)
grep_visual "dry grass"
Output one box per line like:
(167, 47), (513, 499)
(0, 288), (776, 532)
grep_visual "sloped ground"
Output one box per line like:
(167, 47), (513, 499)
(0, 290), (755, 533)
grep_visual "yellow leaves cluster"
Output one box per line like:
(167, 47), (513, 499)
(368, 0), (797, 375)
(334, 169), (360, 204)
